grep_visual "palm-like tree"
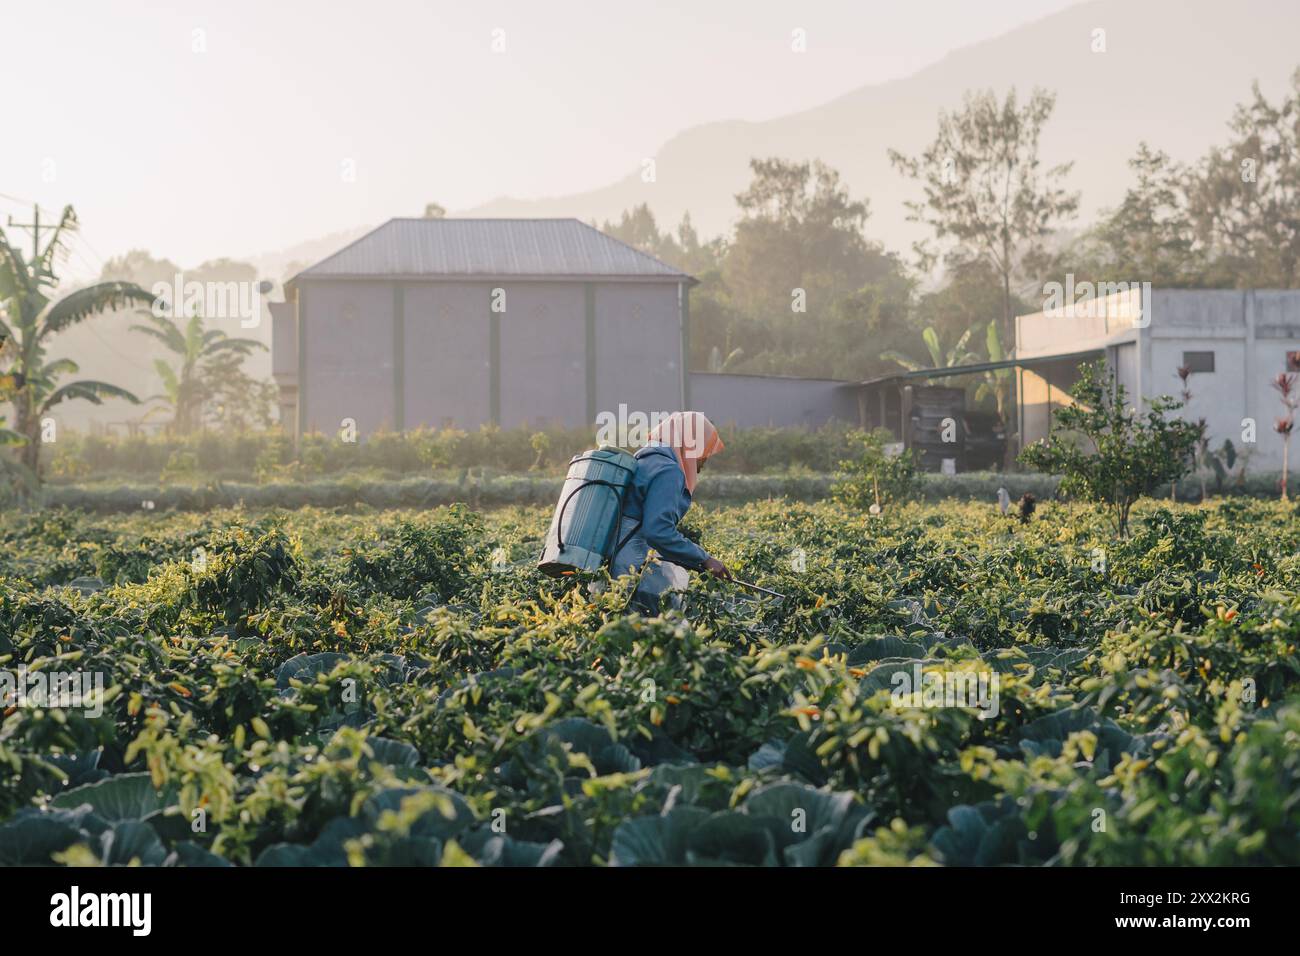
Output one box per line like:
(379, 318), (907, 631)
(0, 336), (21, 445)
(0, 361), (35, 497)
(0, 207), (150, 475)
(972, 321), (1012, 427)
(131, 310), (265, 434)
(881, 325), (977, 372)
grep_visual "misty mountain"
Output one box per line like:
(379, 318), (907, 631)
(460, 0), (1300, 254)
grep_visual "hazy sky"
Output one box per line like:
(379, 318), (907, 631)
(3, 0), (1077, 276)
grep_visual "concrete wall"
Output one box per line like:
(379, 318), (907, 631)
(1017, 286), (1144, 358)
(299, 280), (397, 436)
(1019, 356), (1092, 448)
(1112, 340), (1138, 399)
(403, 283), (492, 429)
(594, 282), (683, 419)
(289, 278), (684, 436)
(1017, 289), (1300, 471)
(689, 372), (856, 428)
(269, 302), (297, 429)
(1251, 292), (1300, 472)
(1146, 289), (1300, 472)
(497, 282), (587, 428)
(1019, 370), (1052, 447)
(270, 302), (296, 379)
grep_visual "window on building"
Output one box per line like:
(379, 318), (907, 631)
(1182, 351), (1215, 373)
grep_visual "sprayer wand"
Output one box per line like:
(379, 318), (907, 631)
(727, 577), (786, 600)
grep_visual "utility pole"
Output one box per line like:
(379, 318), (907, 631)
(6, 205), (54, 275)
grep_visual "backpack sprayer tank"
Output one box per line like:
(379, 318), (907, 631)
(538, 446), (638, 576)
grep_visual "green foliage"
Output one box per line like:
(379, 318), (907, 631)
(888, 87), (1080, 343)
(42, 424), (869, 485)
(1019, 361), (1200, 535)
(881, 325), (976, 373)
(1047, 144), (1207, 287)
(131, 309), (268, 435)
(1044, 71), (1300, 291)
(1185, 68), (1300, 288)
(342, 506), (482, 601)
(607, 161), (913, 383)
(0, 207), (149, 477)
(1, 496), (1298, 866)
(832, 429), (919, 510)
(723, 158), (893, 326)
(159, 450), (200, 484)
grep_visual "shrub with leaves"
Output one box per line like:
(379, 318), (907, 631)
(832, 428), (919, 512)
(1, 497), (1298, 867)
(1019, 361), (1199, 535)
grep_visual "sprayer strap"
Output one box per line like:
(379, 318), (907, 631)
(604, 466), (675, 570)
(610, 520), (642, 561)
(554, 478), (627, 553)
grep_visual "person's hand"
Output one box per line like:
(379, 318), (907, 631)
(704, 556), (732, 580)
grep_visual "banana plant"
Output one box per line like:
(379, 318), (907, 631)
(0, 337), (22, 446)
(0, 207), (150, 476)
(131, 310), (265, 434)
(973, 322), (1012, 426)
(0, 353), (31, 496)
(881, 325), (977, 372)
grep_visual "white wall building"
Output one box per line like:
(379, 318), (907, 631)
(1015, 288), (1300, 471)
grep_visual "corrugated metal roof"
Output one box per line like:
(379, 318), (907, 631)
(856, 348), (1106, 388)
(292, 218), (690, 282)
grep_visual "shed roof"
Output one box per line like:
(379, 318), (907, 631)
(289, 218), (692, 284)
(855, 348), (1106, 389)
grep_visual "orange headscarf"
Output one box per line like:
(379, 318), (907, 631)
(646, 411), (723, 495)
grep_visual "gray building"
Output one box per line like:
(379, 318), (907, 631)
(1015, 287), (1300, 471)
(273, 218), (695, 440)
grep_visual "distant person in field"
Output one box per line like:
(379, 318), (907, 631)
(612, 411), (732, 612)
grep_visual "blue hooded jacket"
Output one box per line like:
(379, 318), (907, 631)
(615, 444), (710, 570)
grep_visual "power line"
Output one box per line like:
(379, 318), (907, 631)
(0, 197), (158, 387)
(62, 238), (102, 280)
(83, 320), (158, 374)
(0, 196), (108, 280)
(0, 190), (44, 210)
(72, 230), (107, 271)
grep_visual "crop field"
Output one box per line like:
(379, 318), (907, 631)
(2, 498), (1299, 867)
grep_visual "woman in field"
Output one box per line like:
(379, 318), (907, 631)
(611, 410), (733, 612)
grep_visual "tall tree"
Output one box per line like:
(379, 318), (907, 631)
(1037, 144), (1212, 289)
(723, 158), (891, 321)
(889, 88), (1079, 347)
(0, 207), (148, 475)
(912, 258), (1030, 351)
(1185, 68), (1300, 288)
(1087, 145), (1200, 285)
(600, 204), (725, 276)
